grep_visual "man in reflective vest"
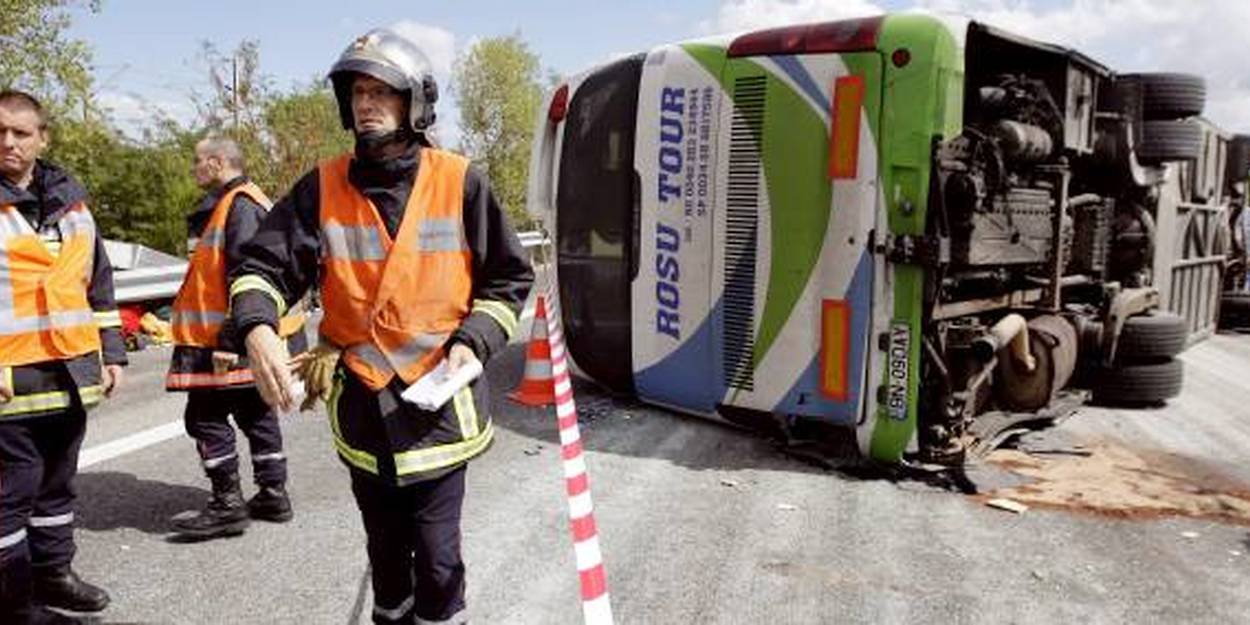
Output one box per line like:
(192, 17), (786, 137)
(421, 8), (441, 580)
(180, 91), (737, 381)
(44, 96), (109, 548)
(0, 90), (126, 624)
(165, 136), (307, 541)
(230, 28), (532, 625)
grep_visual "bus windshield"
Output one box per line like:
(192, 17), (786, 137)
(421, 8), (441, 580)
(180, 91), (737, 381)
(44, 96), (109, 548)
(555, 54), (644, 391)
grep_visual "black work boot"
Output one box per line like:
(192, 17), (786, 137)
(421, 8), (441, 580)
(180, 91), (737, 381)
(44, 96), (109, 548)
(247, 484), (293, 523)
(32, 566), (110, 613)
(171, 471), (250, 540)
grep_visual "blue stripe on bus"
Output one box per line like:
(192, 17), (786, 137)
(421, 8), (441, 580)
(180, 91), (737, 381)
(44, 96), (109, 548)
(772, 55), (831, 119)
(635, 300), (722, 415)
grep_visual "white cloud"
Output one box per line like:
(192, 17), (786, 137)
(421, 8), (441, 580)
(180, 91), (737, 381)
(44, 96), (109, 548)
(656, 11), (684, 27)
(918, 0), (1250, 132)
(703, 0), (886, 34)
(386, 21), (461, 147)
(97, 90), (196, 138)
(704, 0), (1250, 132)
(388, 20), (457, 86)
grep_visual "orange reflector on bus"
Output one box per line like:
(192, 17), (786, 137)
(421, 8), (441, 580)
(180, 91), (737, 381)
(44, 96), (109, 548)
(828, 75), (864, 180)
(820, 299), (850, 401)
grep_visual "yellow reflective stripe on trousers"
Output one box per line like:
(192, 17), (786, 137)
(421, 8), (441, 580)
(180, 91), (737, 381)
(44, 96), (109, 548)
(229, 274), (288, 316)
(452, 387), (479, 439)
(327, 372), (491, 478)
(471, 299), (518, 340)
(0, 384), (104, 417)
(326, 371), (379, 474)
(93, 309), (122, 329)
(394, 420), (493, 477)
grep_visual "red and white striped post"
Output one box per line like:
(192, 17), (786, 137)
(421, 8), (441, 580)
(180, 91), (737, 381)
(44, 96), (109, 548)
(543, 286), (614, 625)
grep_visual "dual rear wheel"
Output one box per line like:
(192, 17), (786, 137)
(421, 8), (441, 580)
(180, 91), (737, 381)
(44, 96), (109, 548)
(1092, 310), (1186, 405)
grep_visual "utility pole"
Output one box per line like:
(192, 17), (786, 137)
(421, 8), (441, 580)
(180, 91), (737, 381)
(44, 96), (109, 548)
(231, 55), (240, 130)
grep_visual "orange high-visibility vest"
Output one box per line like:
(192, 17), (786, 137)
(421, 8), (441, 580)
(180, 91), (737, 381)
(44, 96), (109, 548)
(171, 182), (304, 351)
(318, 149), (472, 391)
(0, 202), (101, 366)
(171, 182), (271, 347)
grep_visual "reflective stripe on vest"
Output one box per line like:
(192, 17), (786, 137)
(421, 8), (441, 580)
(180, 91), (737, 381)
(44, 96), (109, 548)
(171, 182), (272, 348)
(0, 203), (101, 366)
(318, 149), (472, 391)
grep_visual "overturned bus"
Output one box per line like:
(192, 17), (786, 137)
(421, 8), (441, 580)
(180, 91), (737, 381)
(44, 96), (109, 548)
(526, 13), (1250, 464)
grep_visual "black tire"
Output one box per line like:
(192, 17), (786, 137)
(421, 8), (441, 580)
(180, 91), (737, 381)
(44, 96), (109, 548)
(1228, 135), (1250, 183)
(1122, 73), (1206, 120)
(1116, 310), (1188, 361)
(1137, 119), (1203, 163)
(1221, 291), (1250, 329)
(1093, 359), (1184, 405)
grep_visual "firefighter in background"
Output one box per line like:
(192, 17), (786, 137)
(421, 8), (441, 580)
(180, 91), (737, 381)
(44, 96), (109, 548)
(229, 28), (532, 624)
(0, 90), (126, 624)
(165, 136), (307, 540)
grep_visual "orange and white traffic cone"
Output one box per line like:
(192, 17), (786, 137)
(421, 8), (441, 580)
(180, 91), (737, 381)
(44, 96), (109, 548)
(509, 295), (556, 406)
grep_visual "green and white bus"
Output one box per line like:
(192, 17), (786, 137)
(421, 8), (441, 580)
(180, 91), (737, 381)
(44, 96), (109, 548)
(527, 13), (1244, 464)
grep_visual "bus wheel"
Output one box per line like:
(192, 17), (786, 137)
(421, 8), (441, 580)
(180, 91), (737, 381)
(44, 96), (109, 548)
(1220, 292), (1250, 330)
(1137, 119), (1203, 164)
(1121, 73), (1206, 120)
(1092, 358), (1184, 406)
(1115, 310), (1188, 362)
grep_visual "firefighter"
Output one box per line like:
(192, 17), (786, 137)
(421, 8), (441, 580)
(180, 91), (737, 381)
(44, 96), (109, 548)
(165, 136), (307, 540)
(0, 90), (126, 624)
(229, 27), (533, 624)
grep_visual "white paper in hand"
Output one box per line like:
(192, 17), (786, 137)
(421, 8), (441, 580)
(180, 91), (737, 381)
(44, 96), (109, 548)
(400, 357), (483, 411)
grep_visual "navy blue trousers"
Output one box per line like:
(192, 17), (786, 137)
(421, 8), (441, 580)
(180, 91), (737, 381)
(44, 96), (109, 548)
(352, 465), (467, 625)
(184, 387), (286, 486)
(0, 407), (87, 622)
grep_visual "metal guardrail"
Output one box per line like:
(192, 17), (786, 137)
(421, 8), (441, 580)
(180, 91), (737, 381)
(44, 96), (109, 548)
(113, 263), (188, 305)
(111, 230), (551, 306)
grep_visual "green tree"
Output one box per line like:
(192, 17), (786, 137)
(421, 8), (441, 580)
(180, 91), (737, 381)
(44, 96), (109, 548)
(0, 0), (99, 108)
(453, 34), (543, 226)
(195, 40), (351, 198)
(262, 81), (353, 194)
(49, 119), (201, 254)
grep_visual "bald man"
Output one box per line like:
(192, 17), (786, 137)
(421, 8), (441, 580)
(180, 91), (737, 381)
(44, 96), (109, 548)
(165, 137), (306, 541)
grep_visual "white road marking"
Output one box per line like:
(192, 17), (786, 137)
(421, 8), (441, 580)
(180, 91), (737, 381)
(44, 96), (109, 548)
(78, 420), (185, 469)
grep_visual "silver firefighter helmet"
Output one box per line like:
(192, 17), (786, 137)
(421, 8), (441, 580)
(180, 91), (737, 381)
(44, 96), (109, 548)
(329, 27), (439, 131)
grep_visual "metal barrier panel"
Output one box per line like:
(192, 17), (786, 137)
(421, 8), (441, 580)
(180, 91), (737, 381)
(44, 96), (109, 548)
(1167, 202), (1228, 343)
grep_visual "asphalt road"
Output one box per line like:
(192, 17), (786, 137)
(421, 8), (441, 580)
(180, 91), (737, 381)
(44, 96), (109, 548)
(66, 322), (1250, 624)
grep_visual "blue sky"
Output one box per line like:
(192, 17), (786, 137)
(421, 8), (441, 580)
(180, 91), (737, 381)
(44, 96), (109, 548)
(69, 0), (1250, 143)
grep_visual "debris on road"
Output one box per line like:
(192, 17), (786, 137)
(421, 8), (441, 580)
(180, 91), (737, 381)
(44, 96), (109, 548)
(986, 498), (1030, 514)
(982, 442), (1250, 526)
(720, 478), (740, 488)
(1180, 531), (1200, 539)
(777, 503), (799, 512)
